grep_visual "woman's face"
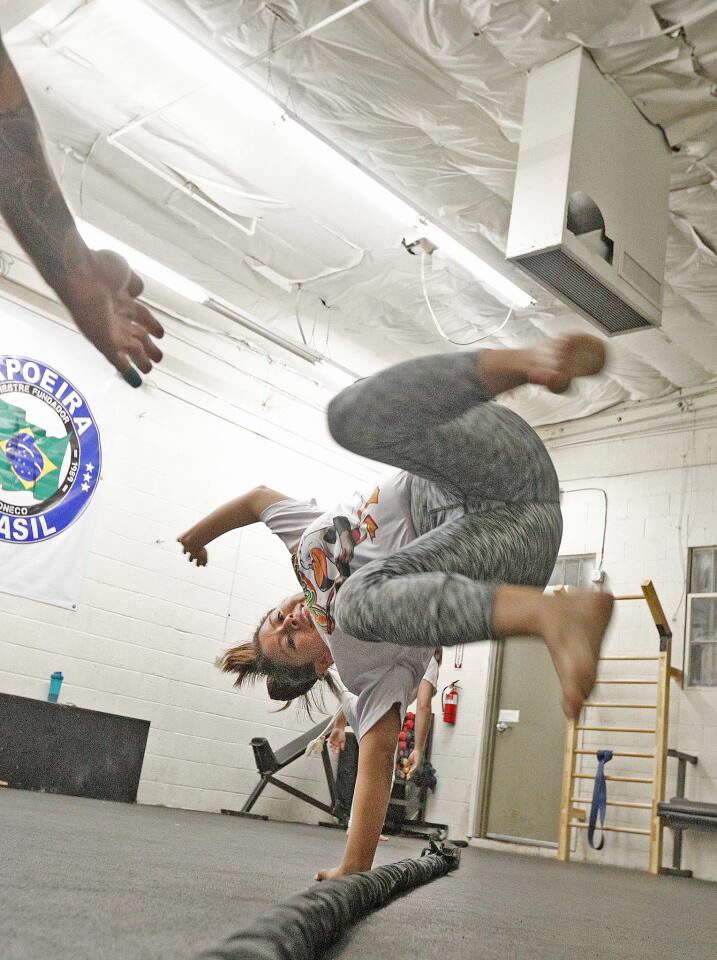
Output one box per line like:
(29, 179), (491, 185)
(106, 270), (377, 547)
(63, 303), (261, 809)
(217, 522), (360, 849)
(257, 592), (330, 670)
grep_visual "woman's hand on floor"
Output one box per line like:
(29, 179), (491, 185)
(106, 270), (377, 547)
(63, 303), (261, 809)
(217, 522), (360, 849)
(315, 865), (348, 882)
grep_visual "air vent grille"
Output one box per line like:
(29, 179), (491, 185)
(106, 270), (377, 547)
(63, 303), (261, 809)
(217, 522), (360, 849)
(516, 250), (654, 334)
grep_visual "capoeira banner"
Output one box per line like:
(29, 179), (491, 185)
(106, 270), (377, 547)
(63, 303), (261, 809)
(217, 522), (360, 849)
(0, 297), (116, 608)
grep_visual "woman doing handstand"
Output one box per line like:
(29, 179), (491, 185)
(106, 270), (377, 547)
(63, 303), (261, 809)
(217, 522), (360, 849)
(179, 334), (614, 880)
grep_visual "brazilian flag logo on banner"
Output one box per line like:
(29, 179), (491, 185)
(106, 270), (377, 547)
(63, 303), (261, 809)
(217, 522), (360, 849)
(0, 357), (102, 544)
(0, 399), (70, 501)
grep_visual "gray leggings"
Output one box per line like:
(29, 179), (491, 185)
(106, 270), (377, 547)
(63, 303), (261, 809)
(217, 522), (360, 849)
(327, 352), (563, 648)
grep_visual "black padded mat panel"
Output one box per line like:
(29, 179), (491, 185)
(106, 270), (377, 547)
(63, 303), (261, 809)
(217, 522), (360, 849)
(0, 693), (149, 803)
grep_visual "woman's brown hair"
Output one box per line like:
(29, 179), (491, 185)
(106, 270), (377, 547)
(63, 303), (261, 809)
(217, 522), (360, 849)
(217, 606), (341, 715)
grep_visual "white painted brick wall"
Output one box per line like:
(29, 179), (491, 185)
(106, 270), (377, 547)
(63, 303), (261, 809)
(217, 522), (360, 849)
(423, 640), (490, 837)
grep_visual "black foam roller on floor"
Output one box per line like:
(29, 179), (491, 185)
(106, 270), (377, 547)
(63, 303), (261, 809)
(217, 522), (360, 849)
(197, 841), (460, 960)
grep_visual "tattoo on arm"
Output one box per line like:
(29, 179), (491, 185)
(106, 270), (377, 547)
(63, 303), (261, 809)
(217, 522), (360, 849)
(0, 33), (90, 301)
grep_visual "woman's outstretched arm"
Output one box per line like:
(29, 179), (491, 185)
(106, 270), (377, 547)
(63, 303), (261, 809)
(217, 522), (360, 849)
(177, 487), (289, 566)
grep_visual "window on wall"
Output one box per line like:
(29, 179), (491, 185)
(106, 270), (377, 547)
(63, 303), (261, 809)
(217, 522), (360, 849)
(547, 554), (596, 590)
(687, 547), (717, 687)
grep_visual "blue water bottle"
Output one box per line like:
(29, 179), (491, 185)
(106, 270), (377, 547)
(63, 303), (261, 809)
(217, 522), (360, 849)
(48, 671), (63, 703)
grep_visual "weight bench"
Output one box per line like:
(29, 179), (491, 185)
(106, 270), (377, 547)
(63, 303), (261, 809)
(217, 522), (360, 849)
(658, 748), (716, 878)
(221, 719), (345, 824)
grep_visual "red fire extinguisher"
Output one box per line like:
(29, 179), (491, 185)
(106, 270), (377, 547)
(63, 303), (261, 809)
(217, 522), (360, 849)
(442, 681), (460, 725)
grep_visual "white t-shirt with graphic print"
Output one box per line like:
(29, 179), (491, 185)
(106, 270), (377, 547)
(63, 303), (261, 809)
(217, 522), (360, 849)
(340, 655), (440, 734)
(260, 471), (434, 739)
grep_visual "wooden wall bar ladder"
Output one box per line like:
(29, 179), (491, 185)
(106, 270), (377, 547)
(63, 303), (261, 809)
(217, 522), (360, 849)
(557, 580), (682, 874)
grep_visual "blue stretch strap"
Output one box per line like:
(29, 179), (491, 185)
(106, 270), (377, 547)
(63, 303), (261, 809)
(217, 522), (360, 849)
(588, 750), (614, 850)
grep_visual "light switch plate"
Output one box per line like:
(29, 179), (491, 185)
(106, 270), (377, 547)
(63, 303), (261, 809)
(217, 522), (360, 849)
(498, 709), (520, 724)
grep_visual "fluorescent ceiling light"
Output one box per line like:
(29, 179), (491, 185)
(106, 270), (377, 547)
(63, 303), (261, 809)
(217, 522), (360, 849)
(76, 218), (360, 378)
(276, 122), (534, 307)
(274, 122), (534, 307)
(77, 219), (208, 302)
(118, 0), (535, 310)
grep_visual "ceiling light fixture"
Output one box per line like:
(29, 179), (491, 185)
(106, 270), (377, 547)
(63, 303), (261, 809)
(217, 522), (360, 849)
(115, 0), (535, 310)
(77, 220), (207, 303)
(77, 219), (360, 379)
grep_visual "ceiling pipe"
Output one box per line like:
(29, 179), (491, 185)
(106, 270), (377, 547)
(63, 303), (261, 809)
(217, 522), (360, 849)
(204, 297), (362, 381)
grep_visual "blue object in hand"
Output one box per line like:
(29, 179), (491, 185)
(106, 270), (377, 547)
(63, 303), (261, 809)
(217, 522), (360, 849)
(48, 671), (64, 703)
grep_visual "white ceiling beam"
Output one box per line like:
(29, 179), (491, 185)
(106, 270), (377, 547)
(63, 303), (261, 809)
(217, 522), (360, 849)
(0, 1), (51, 32)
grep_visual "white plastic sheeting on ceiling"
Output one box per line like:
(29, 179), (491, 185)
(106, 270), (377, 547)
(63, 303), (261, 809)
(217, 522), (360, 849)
(5, 0), (717, 424)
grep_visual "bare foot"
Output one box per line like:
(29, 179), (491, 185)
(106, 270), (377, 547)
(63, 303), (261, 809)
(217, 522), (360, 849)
(528, 334), (606, 394)
(539, 590), (614, 719)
